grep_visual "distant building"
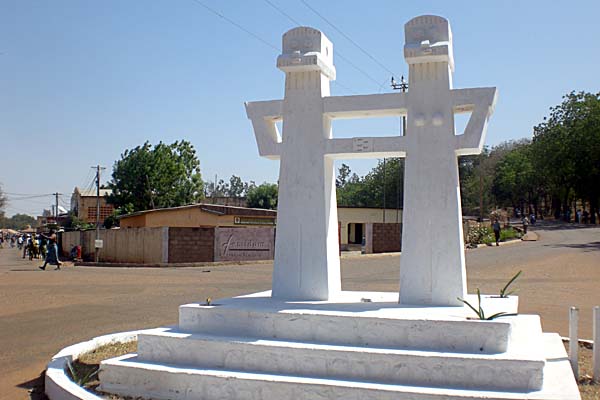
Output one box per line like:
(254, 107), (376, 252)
(118, 203), (402, 250)
(338, 207), (403, 249)
(119, 203), (276, 228)
(70, 187), (114, 224)
(205, 196), (248, 207)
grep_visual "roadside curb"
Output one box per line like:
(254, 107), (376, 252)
(468, 238), (524, 250)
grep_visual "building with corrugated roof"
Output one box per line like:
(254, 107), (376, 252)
(70, 187), (114, 224)
(118, 203), (276, 229)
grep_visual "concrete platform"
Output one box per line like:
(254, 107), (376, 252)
(98, 291), (580, 400)
(136, 328), (544, 391)
(179, 291), (518, 353)
(100, 333), (578, 400)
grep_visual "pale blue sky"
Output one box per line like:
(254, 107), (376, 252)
(2, 1), (599, 216)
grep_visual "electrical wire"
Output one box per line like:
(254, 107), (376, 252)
(300, 0), (398, 77)
(190, 0), (279, 52)
(188, 0), (356, 95)
(263, 0), (383, 89)
(5, 194), (53, 200)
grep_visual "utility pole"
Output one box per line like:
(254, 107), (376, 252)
(391, 75), (408, 223)
(92, 165), (106, 263)
(382, 158), (386, 223)
(52, 192), (61, 225)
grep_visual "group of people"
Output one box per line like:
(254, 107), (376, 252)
(0, 230), (62, 270)
(575, 209), (592, 224)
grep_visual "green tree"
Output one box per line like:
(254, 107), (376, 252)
(107, 140), (204, 212)
(0, 213), (36, 230)
(63, 212), (95, 230)
(532, 91), (600, 221)
(228, 175), (246, 197)
(336, 164), (352, 188)
(336, 159), (404, 209)
(247, 183), (278, 209)
(491, 143), (539, 213)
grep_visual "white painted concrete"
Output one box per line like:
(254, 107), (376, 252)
(569, 306), (579, 379)
(136, 329), (543, 391)
(93, 15), (579, 400)
(399, 16), (497, 306)
(179, 291), (515, 353)
(44, 329), (153, 400)
(594, 306), (600, 382)
(246, 18), (496, 305)
(99, 330), (579, 400)
(246, 27), (340, 301)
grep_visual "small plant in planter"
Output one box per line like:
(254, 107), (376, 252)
(499, 270), (522, 298)
(457, 289), (517, 320)
(67, 359), (98, 387)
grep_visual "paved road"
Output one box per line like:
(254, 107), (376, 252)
(0, 221), (598, 399)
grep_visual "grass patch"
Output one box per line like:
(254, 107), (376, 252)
(68, 340), (137, 392)
(564, 341), (600, 400)
(500, 227), (522, 241)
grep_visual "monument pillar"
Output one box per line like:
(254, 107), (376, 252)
(399, 16), (466, 306)
(271, 28), (341, 300)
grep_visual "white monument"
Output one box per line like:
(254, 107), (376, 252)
(399, 16), (497, 305)
(246, 17), (496, 306)
(96, 16), (580, 400)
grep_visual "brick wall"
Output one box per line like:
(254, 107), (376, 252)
(168, 227), (215, 263)
(372, 223), (402, 253)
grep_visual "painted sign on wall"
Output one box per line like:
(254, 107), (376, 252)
(214, 227), (275, 262)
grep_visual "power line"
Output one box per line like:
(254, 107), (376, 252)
(263, 0), (382, 89)
(6, 198), (53, 206)
(190, 0), (279, 52)
(5, 192), (53, 197)
(263, 0), (302, 26)
(188, 0), (355, 95)
(5, 194), (53, 200)
(300, 0), (398, 77)
(79, 168), (95, 192)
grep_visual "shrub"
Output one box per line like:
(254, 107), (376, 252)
(466, 224), (494, 246)
(500, 227), (521, 241)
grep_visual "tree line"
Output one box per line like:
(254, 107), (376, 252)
(105, 140), (278, 221)
(337, 91), (600, 223)
(55, 90), (597, 226)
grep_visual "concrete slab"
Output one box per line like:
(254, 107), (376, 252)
(137, 328), (544, 391)
(99, 347), (578, 400)
(179, 291), (517, 353)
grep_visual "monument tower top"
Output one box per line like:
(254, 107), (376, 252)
(404, 15), (454, 71)
(277, 27), (336, 80)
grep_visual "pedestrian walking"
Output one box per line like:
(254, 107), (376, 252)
(522, 216), (530, 235)
(38, 230), (62, 270)
(492, 220), (501, 246)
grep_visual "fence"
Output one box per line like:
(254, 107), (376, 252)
(568, 306), (600, 382)
(60, 226), (275, 264)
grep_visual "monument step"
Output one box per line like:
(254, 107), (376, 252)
(178, 291), (518, 354)
(99, 332), (579, 400)
(136, 328), (544, 391)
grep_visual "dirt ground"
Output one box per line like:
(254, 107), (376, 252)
(0, 221), (598, 400)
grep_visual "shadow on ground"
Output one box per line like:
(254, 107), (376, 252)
(531, 222), (599, 231)
(17, 370), (47, 400)
(544, 241), (600, 252)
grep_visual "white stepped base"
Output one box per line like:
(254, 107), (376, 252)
(99, 291), (580, 400)
(99, 334), (578, 400)
(137, 327), (544, 391)
(179, 291), (517, 353)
